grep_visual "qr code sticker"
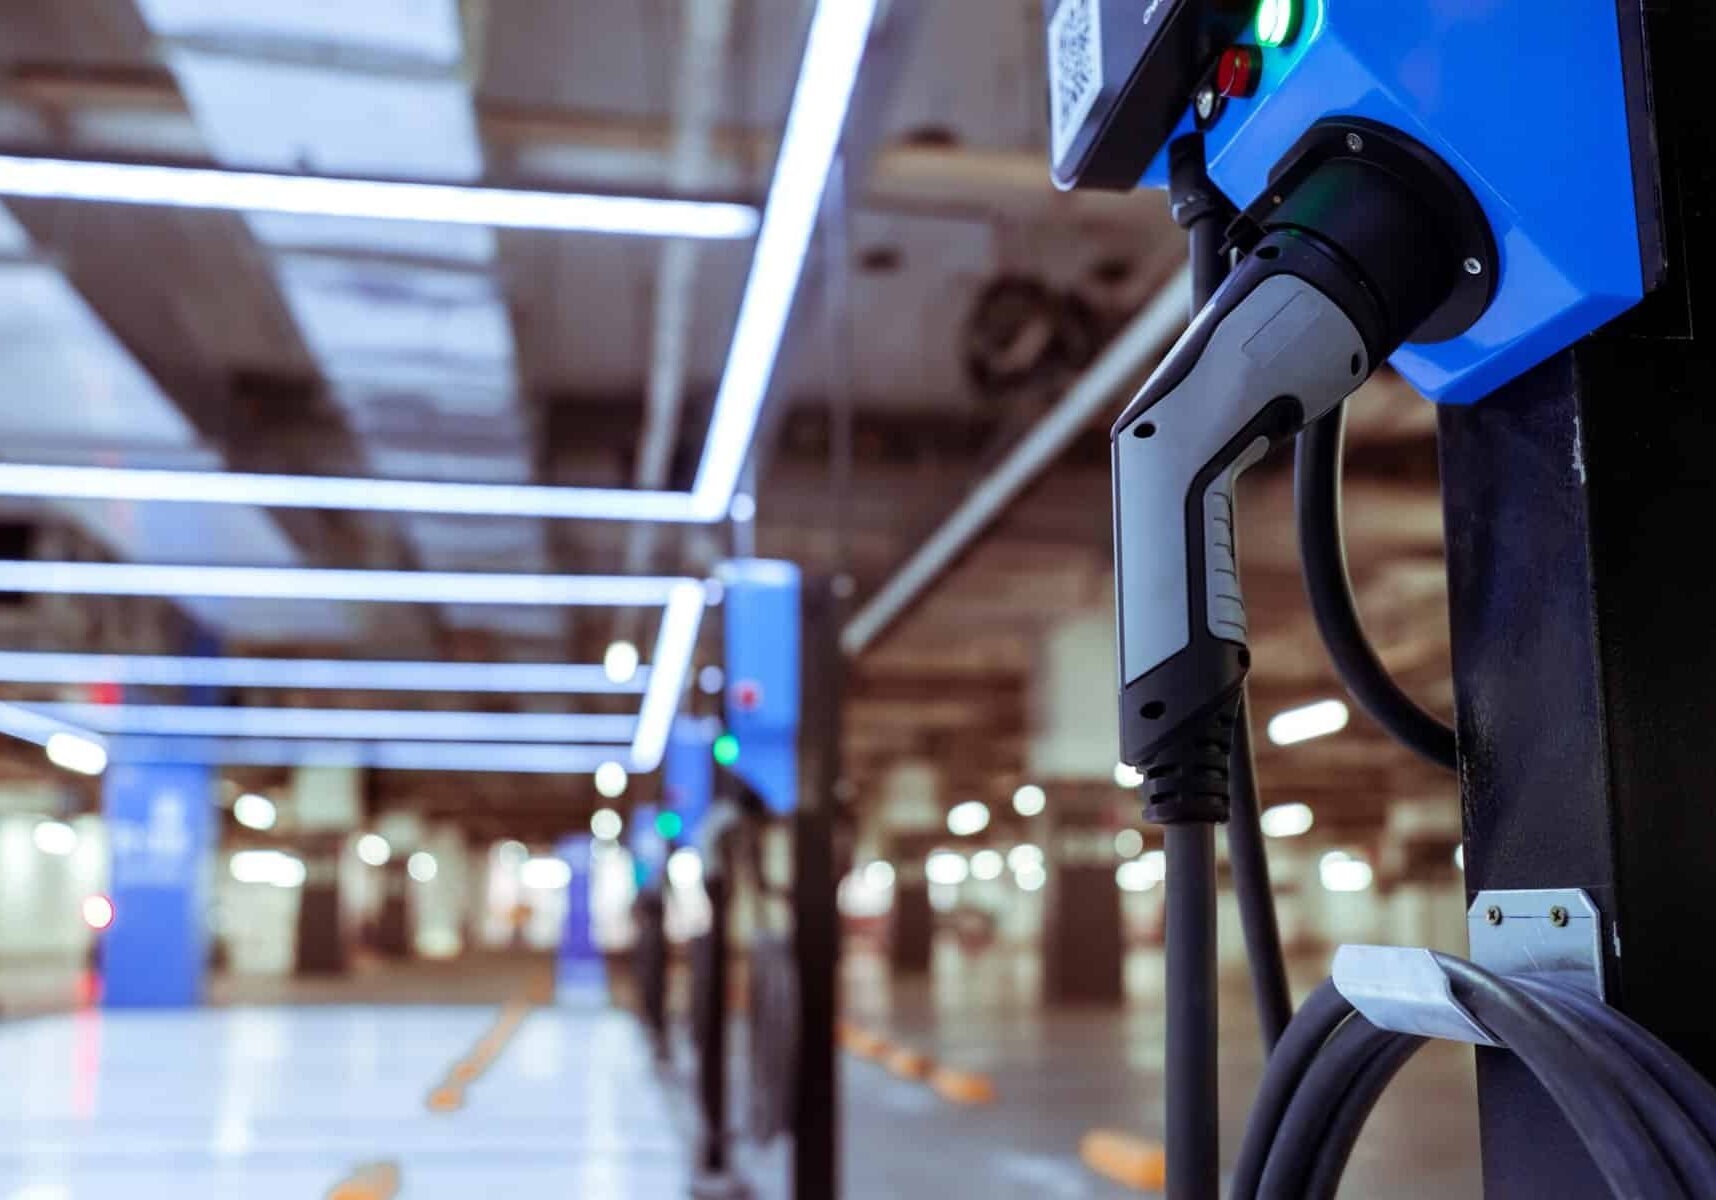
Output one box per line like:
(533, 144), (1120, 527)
(1048, 0), (1103, 167)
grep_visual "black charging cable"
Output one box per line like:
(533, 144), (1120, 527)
(1151, 134), (1237, 1200)
(1232, 957), (1716, 1200)
(1295, 404), (1459, 771)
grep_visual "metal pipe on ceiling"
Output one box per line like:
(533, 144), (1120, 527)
(839, 263), (1192, 656)
(617, 0), (740, 630)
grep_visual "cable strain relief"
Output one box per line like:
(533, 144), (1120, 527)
(1141, 701), (1239, 826)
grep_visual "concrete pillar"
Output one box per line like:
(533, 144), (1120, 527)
(1042, 782), (1126, 1005)
(289, 766), (363, 975)
(1029, 611), (1129, 1006)
(884, 832), (940, 975)
(878, 761), (942, 975)
(411, 823), (468, 959)
(1267, 841), (1322, 954)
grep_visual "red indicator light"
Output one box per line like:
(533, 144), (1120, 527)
(1217, 46), (1263, 99)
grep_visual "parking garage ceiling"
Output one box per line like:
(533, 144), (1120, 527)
(0, 0), (1452, 844)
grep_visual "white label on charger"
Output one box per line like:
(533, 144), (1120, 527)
(1048, 0), (1104, 168)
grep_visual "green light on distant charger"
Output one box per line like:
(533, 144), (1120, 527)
(1256, 0), (1299, 47)
(713, 733), (741, 766)
(655, 810), (684, 840)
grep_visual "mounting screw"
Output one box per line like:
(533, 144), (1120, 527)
(1345, 132), (1365, 153)
(1549, 905), (1570, 927)
(1463, 257), (1484, 276)
(1485, 906), (1503, 926)
(1194, 85), (1219, 123)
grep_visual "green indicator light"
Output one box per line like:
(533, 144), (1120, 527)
(1255, 0), (1299, 48)
(655, 810), (684, 840)
(713, 733), (741, 767)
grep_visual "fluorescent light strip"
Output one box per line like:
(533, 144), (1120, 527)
(103, 737), (625, 774)
(0, 462), (712, 522)
(630, 581), (706, 772)
(0, 154), (759, 240)
(1267, 699), (1351, 747)
(689, 0), (880, 515)
(19, 702), (636, 743)
(0, 651), (648, 694)
(0, 561), (695, 606)
(0, 700), (99, 748)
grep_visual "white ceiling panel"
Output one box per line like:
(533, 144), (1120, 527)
(163, 50), (483, 178)
(135, 0), (463, 65)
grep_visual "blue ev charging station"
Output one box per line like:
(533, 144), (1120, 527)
(553, 834), (603, 1005)
(718, 559), (802, 816)
(1045, 2), (1716, 1196)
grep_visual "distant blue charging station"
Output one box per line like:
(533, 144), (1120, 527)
(720, 559), (801, 815)
(554, 834), (604, 1004)
(627, 804), (669, 887)
(663, 718), (715, 840)
(102, 762), (214, 1008)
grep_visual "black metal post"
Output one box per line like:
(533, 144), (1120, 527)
(697, 871), (733, 1180)
(635, 885), (670, 1062)
(1436, 7), (1710, 1194)
(1163, 823), (1219, 1200)
(792, 579), (844, 1200)
(1155, 132), (1233, 1200)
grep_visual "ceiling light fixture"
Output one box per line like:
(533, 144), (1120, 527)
(603, 640), (641, 685)
(99, 737), (631, 774)
(0, 461), (710, 522)
(24, 702), (636, 744)
(690, 0), (880, 518)
(0, 561), (695, 607)
(232, 792), (278, 831)
(0, 650), (647, 694)
(1267, 699), (1351, 746)
(0, 154), (759, 239)
(1260, 802), (1315, 838)
(1012, 784), (1047, 817)
(629, 583), (706, 772)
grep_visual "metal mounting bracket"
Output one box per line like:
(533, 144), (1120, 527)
(1331, 945), (1500, 1047)
(1466, 888), (1606, 1001)
(1331, 889), (1607, 1047)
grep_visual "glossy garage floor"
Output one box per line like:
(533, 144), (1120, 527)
(0, 1003), (690, 1199)
(0, 948), (1482, 1198)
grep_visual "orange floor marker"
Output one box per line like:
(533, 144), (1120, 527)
(843, 1027), (888, 1059)
(930, 1067), (997, 1105)
(427, 992), (536, 1113)
(426, 1086), (464, 1112)
(882, 1046), (934, 1080)
(1079, 1130), (1168, 1192)
(327, 1160), (402, 1200)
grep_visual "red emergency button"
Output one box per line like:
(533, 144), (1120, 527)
(1216, 46), (1263, 99)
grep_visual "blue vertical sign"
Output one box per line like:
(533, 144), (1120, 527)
(102, 762), (214, 1008)
(664, 718), (715, 841)
(722, 559), (800, 814)
(554, 835), (605, 1004)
